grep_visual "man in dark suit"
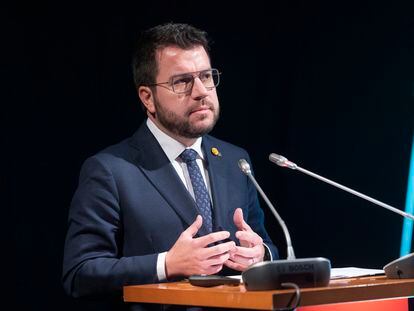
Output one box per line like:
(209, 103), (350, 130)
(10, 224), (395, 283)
(62, 23), (278, 309)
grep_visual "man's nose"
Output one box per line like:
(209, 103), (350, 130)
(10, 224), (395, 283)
(190, 77), (209, 100)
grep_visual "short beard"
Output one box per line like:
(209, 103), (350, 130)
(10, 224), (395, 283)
(154, 98), (220, 139)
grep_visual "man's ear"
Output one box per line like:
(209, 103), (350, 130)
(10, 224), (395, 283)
(138, 86), (156, 114)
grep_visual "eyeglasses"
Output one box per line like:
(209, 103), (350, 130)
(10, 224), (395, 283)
(147, 68), (221, 94)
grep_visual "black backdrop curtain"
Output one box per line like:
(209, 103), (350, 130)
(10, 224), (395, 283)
(8, 1), (414, 309)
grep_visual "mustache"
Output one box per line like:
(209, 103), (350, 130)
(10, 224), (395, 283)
(187, 100), (215, 114)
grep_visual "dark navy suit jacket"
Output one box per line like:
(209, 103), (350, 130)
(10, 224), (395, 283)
(62, 122), (278, 309)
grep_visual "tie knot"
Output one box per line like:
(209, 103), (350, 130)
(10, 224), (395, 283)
(180, 148), (199, 163)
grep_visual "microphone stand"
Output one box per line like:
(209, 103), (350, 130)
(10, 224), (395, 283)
(238, 159), (331, 291)
(269, 153), (414, 279)
(238, 159), (296, 260)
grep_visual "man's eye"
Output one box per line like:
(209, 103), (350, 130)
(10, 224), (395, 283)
(173, 76), (193, 85)
(200, 72), (212, 81)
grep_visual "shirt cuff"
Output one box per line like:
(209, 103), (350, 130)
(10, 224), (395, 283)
(157, 252), (168, 282)
(263, 243), (273, 261)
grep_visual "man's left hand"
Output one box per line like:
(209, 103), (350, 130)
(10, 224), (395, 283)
(224, 208), (265, 271)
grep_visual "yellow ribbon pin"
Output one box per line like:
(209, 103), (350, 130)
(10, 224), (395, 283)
(211, 147), (221, 157)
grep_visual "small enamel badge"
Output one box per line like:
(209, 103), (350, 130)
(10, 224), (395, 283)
(211, 147), (221, 157)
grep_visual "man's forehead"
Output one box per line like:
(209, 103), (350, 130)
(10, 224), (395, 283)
(156, 45), (208, 64)
(154, 45), (211, 79)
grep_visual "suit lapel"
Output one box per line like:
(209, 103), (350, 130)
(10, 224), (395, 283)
(202, 137), (230, 231)
(128, 124), (200, 231)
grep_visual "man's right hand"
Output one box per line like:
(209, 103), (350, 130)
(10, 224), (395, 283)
(165, 215), (236, 278)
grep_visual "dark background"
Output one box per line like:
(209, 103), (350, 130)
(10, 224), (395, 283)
(8, 1), (414, 309)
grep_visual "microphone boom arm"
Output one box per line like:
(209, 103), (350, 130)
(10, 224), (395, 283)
(269, 152), (414, 280)
(269, 153), (414, 221)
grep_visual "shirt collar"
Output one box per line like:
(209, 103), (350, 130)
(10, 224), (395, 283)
(146, 118), (204, 162)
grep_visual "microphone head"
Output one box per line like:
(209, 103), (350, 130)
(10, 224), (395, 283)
(269, 153), (297, 169)
(238, 159), (252, 175)
(269, 153), (287, 165)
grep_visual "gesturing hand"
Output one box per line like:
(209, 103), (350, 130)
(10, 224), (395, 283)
(165, 215), (236, 278)
(225, 208), (265, 271)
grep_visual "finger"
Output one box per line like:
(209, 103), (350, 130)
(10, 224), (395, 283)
(184, 215), (203, 237)
(202, 241), (236, 258)
(201, 264), (224, 275)
(235, 231), (263, 246)
(231, 245), (259, 258)
(205, 252), (231, 266)
(224, 259), (247, 272)
(233, 208), (252, 231)
(238, 245), (265, 262)
(229, 254), (256, 267)
(194, 230), (230, 247)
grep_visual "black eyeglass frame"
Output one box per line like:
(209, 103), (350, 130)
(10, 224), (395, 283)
(146, 68), (221, 94)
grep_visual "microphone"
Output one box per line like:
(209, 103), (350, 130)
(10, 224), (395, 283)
(269, 154), (414, 220)
(269, 153), (414, 279)
(238, 159), (331, 290)
(239, 159), (296, 260)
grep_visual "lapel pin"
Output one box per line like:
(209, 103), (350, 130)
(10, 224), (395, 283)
(211, 147), (221, 157)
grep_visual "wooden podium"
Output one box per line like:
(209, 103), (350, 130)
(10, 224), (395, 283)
(124, 276), (414, 310)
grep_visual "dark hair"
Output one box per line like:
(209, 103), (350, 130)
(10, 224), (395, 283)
(132, 23), (210, 88)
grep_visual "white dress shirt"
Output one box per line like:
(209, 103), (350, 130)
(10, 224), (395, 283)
(146, 118), (212, 281)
